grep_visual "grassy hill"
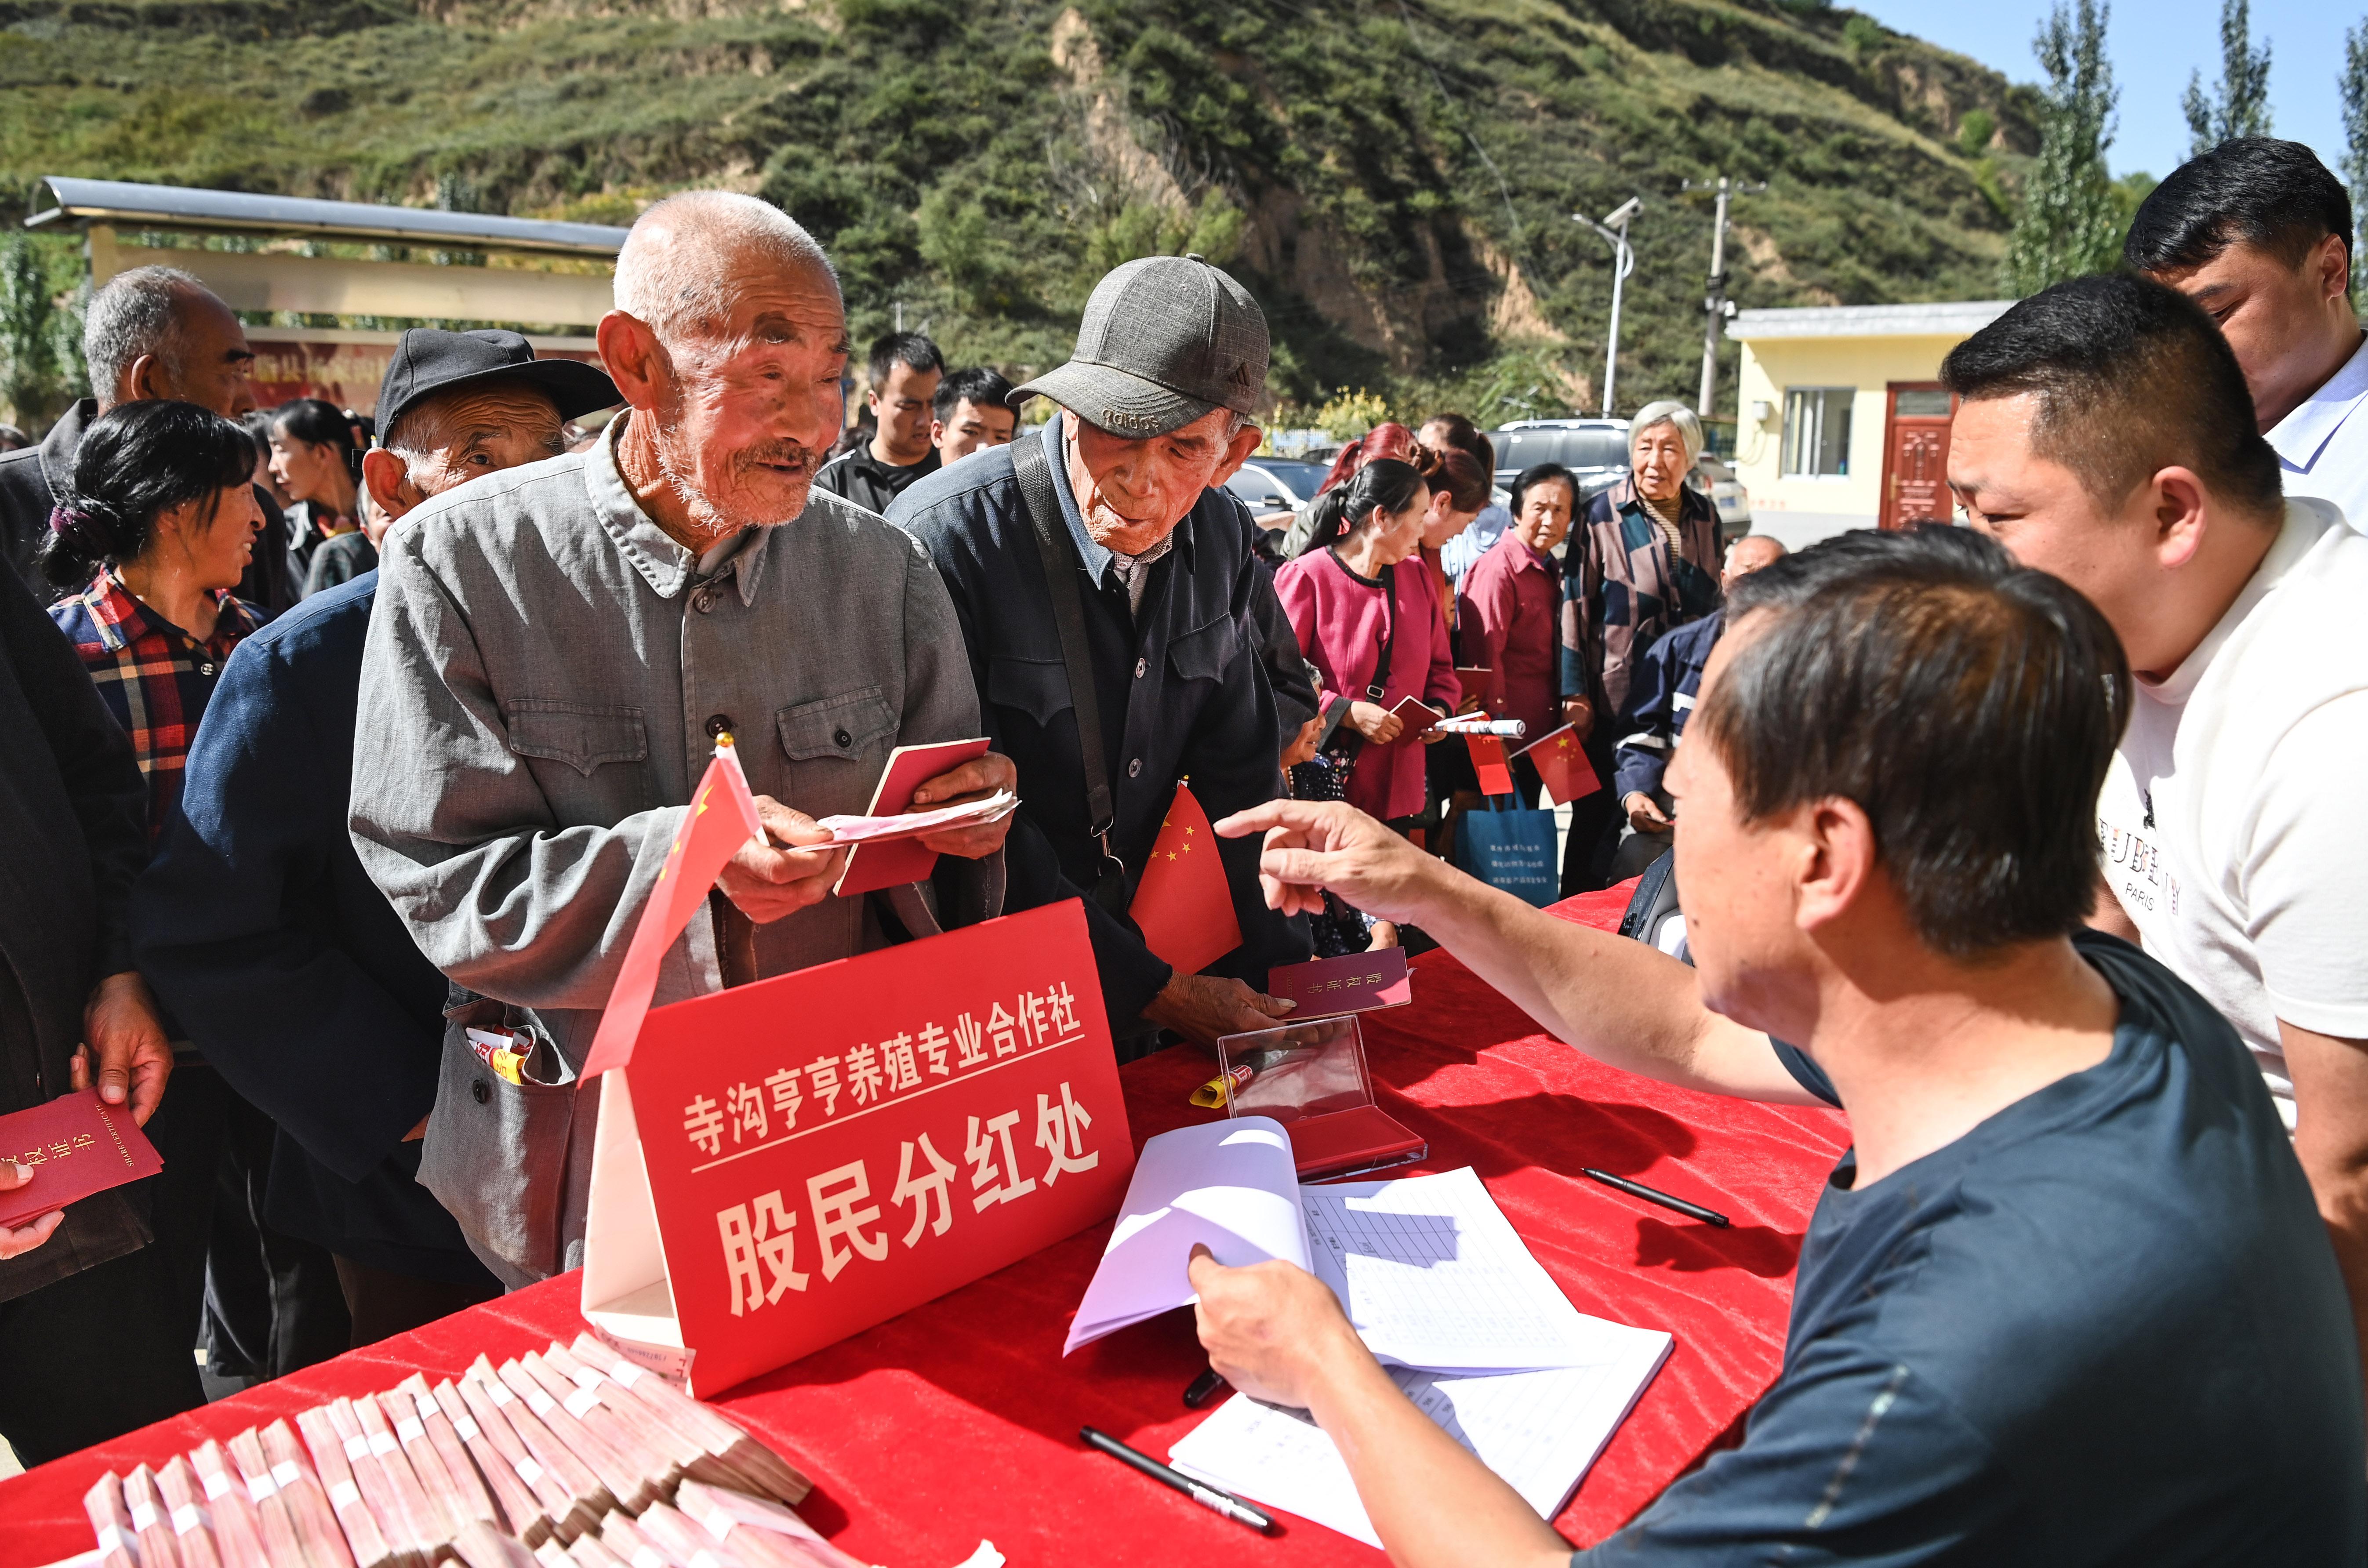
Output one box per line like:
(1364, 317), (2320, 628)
(0, 0), (2041, 427)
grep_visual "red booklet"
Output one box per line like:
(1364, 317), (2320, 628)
(830, 736), (992, 898)
(1387, 696), (1445, 740)
(0, 1088), (163, 1228)
(1265, 948), (1412, 1018)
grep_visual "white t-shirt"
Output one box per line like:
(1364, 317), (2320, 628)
(2271, 331), (2368, 536)
(2097, 497), (2368, 1125)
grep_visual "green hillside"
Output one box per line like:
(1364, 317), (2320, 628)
(0, 0), (2041, 427)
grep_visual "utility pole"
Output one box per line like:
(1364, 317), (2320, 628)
(1682, 176), (1765, 421)
(1574, 197), (1642, 417)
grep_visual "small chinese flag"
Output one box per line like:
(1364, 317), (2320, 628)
(1467, 734), (1516, 797)
(1523, 724), (1602, 805)
(1129, 781), (1243, 978)
(581, 737), (766, 1079)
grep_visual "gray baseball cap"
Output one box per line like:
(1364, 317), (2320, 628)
(1013, 254), (1269, 439)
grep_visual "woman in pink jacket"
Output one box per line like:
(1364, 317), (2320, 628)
(1275, 454), (1464, 814)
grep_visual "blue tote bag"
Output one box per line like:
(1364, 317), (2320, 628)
(1457, 797), (1560, 907)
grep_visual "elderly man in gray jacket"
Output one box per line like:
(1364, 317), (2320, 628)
(352, 192), (1014, 1287)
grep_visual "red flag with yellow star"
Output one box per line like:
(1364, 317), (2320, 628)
(581, 737), (766, 1078)
(1129, 781), (1242, 977)
(1521, 723), (1602, 805)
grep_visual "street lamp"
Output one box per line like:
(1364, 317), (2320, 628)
(1575, 197), (1642, 418)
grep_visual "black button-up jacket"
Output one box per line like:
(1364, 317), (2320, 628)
(892, 421), (1312, 1031)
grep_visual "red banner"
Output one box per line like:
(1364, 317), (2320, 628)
(582, 901), (1133, 1398)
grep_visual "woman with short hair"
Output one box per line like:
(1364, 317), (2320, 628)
(1559, 400), (1722, 889)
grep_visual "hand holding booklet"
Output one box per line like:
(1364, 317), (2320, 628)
(1065, 1119), (1672, 1546)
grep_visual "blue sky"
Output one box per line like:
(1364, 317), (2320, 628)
(1859, 0), (2354, 181)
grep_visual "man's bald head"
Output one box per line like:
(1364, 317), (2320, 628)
(612, 191), (838, 351)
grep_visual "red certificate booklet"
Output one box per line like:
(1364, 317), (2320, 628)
(831, 736), (992, 898)
(0, 1088), (162, 1228)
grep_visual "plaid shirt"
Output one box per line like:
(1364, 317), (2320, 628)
(49, 571), (265, 841)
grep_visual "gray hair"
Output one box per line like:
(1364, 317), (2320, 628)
(83, 265), (207, 402)
(1629, 400), (1704, 468)
(613, 191), (837, 347)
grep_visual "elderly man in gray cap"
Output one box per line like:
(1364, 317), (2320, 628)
(892, 256), (1315, 1056)
(352, 193), (1014, 1285)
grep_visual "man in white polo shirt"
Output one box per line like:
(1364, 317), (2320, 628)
(2126, 137), (2368, 529)
(1943, 272), (2368, 1392)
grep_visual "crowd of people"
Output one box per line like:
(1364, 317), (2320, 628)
(0, 131), (2362, 1562)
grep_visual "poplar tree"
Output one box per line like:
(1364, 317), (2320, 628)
(2343, 21), (2368, 294)
(2003, 0), (2122, 296)
(2183, 0), (2273, 156)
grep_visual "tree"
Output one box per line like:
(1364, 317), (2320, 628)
(2002, 0), (2123, 297)
(2344, 21), (2368, 294)
(2183, 0), (2272, 156)
(0, 233), (76, 430)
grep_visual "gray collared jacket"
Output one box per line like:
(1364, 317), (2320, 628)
(352, 415), (987, 1284)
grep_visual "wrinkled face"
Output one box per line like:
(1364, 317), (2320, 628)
(400, 384), (568, 499)
(153, 292), (258, 419)
(1666, 619), (1802, 1031)
(646, 259), (850, 534)
(1064, 406), (1251, 554)
(268, 426), (345, 509)
(868, 359), (940, 464)
(1947, 393), (2160, 668)
(933, 396), (1016, 464)
(1631, 421), (1688, 503)
(1512, 477), (1574, 554)
(2146, 234), (2350, 429)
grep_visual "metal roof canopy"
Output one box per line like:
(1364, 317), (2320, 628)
(25, 176), (629, 258)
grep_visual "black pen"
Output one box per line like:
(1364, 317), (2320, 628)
(1580, 1166), (1731, 1227)
(1183, 1365), (1229, 1408)
(1080, 1426), (1273, 1532)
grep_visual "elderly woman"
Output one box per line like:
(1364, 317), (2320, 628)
(1558, 399), (1722, 889)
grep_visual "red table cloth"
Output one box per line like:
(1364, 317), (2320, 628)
(0, 889), (1847, 1566)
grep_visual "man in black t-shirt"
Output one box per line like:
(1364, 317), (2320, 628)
(812, 330), (943, 514)
(1202, 526), (2365, 1566)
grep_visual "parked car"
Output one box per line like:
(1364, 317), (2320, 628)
(1490, 419), (1631, 503)
(1489, 417), (1752, 532)
(1693, 451), (1754, 533)
(1224, 458), (1329, 518)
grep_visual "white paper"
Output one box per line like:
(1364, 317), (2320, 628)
(1304, 1166), (1610, 1373)
(813, 789), (1017, 844)
(1063, 1118), (1308, 1354)
(1169, 1334), (1674, 1549)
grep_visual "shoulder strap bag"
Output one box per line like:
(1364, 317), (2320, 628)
(1010, 435), (1130, 913)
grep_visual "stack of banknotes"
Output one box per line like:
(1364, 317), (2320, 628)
(78, 1334), (864, 1568)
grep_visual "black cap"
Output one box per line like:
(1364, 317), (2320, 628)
(374, 328), (619, 443)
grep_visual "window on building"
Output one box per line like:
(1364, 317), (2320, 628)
(1782, 388), (1854, 476)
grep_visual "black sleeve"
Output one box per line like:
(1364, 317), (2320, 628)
(0, 555), (144, 976)
(1246, 564), (1318, 737)
(1771, 1039), (1841, 1108)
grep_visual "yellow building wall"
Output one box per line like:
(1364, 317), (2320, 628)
(1732, 334), (1969, 534)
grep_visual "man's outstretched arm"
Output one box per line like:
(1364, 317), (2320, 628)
(1216, 799), (1820, 1105)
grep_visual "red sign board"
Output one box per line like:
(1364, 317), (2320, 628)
(244, 331), (601, 417)
(582, 900), (1133, 1398)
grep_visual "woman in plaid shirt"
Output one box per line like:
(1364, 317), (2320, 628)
(42, 399), (266, 839)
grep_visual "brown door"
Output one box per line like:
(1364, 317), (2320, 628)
(1879, 384), (1957, 530)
